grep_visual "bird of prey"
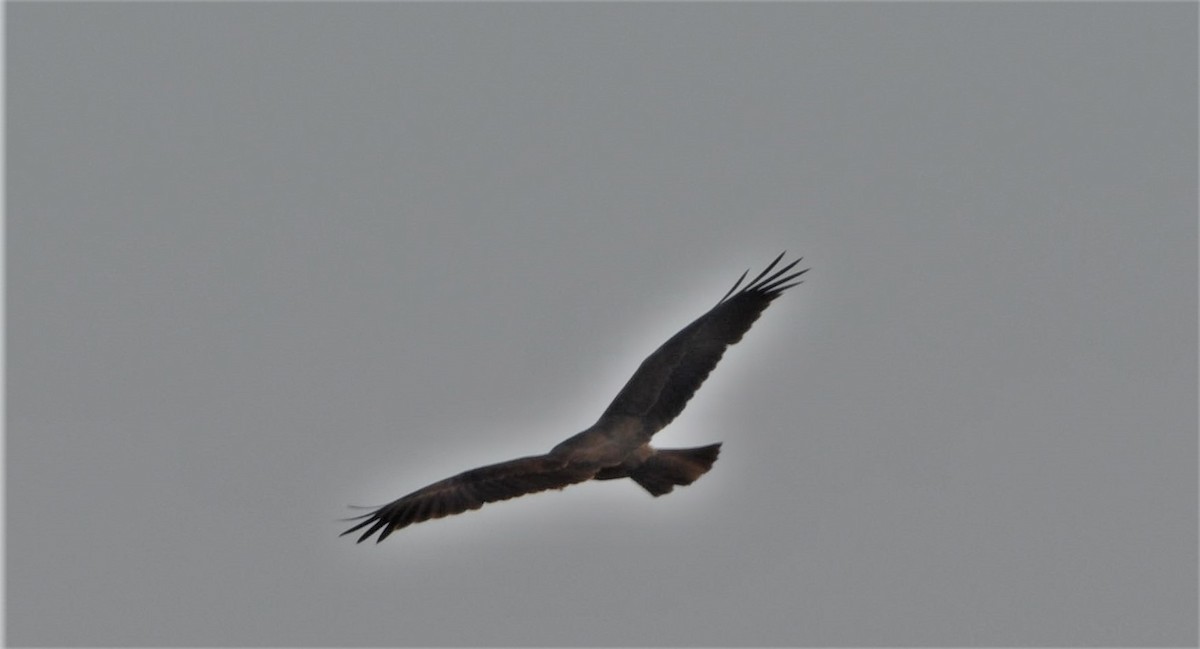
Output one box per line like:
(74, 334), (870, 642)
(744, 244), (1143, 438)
(342, 252), (807, 543)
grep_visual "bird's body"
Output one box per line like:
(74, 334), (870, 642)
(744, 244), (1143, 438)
(343, 253), (807, 543)
(549, 414), (644, 465)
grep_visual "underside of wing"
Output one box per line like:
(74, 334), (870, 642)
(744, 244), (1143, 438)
(341, 455), (596, 543)
(601, 252), (807, 433)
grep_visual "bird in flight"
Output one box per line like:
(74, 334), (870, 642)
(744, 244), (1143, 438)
(342, 252), (807, 543)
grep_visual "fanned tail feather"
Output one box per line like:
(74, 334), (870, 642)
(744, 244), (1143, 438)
(631, 443), (722, 497)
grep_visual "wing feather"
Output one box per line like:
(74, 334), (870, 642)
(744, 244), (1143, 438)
(341, 455), (596, 543)
(601, 254), (807, 433)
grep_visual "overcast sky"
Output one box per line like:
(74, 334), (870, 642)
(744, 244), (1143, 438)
(8, 3), (1196, 646)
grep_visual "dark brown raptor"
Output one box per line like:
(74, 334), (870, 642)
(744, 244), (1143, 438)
(342, 253), (807, 543)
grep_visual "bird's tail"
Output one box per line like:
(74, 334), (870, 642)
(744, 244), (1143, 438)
(631, 443), (722, 497)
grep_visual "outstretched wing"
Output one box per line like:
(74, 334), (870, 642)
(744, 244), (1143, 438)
(341, 455), (596, 543)
(601, 252), (807, 434)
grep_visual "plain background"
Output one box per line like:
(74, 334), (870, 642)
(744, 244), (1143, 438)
(8, 3), (1196, 646)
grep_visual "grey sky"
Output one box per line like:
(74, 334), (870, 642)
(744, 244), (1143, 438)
(8, 3), (1196, 646)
